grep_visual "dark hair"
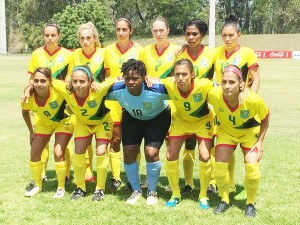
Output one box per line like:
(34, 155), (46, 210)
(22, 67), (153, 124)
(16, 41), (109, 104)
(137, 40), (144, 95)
(68, 65), (94, 93)
(172, 58), (194, 75)
(43, 21), (61, 35)
(222, 14), (241, 33)
(183, 18), (208, 37)
(121, 59), (147, 77)
(115, 17), (133, 31)
(152, 16), (169, 29)
(33, 67), (52, 82)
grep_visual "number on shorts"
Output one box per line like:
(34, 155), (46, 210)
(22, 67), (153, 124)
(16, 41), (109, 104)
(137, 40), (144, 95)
(103, 122), (110, 131)
(205, 122), (211, 130)
(184, 102), (191, 111)
(229, 115), (236, 125)
(132, 109), (143, 116)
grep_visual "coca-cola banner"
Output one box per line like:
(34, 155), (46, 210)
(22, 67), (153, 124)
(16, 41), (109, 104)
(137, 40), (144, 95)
(255, 51), (292, 58)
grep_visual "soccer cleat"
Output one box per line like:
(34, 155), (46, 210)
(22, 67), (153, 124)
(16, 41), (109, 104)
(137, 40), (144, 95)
(126, 190), (142, 205)
(146, 190), (158, 206)
(110, 178), (122, 190)
(166, 196), (180, 207)
(213, 201), (229, 214)
(70, 188), (86, 200)
(85, 175), (95, 183)
(24, 186), (41, 197)
(29, 175), (47, 187)
(53, 189), (66, 198)
(181, 185), (193, 195)
(141, 178), (148, 189)
(165, 185), (172, 193)
(244, 204), (256, 217)
(92, 189), (105, 201)
(199, 198), (210, 210)
(207, 184), (217, 194)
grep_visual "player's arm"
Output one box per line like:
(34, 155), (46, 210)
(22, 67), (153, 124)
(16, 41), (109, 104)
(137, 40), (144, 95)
(22, 83), (34, 105)
(22, 109), (36, 144)
(249, 66), (260, 93)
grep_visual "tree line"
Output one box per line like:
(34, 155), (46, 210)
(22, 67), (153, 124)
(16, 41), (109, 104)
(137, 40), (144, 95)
(5, 0), (300, 52)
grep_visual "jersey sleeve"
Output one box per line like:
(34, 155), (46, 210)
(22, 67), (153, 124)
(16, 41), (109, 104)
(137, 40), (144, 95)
(21, 96), (33, 111)
(247, 47), (259, 69)
(52, 79), (68, 95)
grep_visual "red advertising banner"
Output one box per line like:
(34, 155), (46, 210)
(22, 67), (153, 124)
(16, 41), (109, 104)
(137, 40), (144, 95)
(255, 51), (292, 58)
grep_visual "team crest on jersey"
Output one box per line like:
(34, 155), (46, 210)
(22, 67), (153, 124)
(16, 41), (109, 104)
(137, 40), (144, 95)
(232, 56), (241, 65)
(94, 55), (102, 63)
(200, 58), (209, 68)
(49, 101), (59, 109)
(87, 100), (97, 108)
(57, 55), (64, 63)
(193, 93), (202, 102)
(240, 110), (250, 119)
(143, 102), (152, 110)
(165, 54), (174, 62)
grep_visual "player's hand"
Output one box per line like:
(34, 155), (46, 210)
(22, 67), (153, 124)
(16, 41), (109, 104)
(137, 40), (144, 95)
(22, 84), (33, 105)
(175, 44), (188, 56)
(144, 75), (156, 87)
(251, 141), (263, 162)
(91, 81), (100, 92)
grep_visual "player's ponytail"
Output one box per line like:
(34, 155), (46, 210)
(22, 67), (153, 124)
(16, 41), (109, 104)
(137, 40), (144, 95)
(222, 14), (241, 33)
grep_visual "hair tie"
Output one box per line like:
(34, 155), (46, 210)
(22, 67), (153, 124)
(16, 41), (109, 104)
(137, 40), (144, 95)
(223, 65), (242, 80)
(72, 66), (92, 79)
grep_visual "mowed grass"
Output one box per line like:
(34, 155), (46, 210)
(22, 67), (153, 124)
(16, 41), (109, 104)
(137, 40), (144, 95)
(0, 53), (299, 225)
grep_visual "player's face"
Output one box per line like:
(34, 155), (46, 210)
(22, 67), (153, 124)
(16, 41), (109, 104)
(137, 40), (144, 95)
(174, 64), (194, 92)
(79, 29), (96, 51)
(152, 20), (169, 45)
(185, 25), (203, 48)
(33, 72), (50, 96)
(124, 70), (144, 96)
(221, 71), (242, 98)
(221, 26), (241, 50)
(116, 20), (132, 42)
(43, 26), (60, 48)
(71, 70), (91, 97)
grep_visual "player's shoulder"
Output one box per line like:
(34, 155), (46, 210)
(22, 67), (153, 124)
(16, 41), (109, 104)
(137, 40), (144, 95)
(108, 80), (126, 93)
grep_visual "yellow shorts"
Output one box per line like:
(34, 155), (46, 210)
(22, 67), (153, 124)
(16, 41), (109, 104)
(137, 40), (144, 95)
(74, 117), (113, 142)
(169, 112), (213, 140)
(216, 126), (260, 150)
(34, 116), (74, 136)
(105, 100), (122, 124)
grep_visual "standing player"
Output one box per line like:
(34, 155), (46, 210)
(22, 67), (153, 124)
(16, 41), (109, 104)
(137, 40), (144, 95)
(214, 15), (261, 193)
(68, 22), (105, 183)
(22, 67), (73, 198)
(208, 65), (269, 217)
(177, 19), (216, 194)
(27, 22), (73, 185)
(106, 59), (171, 205)
(104, 17), (143, 189)
(161, 59), (214, 209)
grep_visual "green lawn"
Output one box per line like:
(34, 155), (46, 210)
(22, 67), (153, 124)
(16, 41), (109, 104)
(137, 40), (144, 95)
(0, 55), (299, 225)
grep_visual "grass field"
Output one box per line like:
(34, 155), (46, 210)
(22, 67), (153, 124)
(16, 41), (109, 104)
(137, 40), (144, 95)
(0, 52), (299, 225)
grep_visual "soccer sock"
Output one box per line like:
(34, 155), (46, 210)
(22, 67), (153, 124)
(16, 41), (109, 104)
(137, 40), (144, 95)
(166, 159), (181, 199)
(214, 162), (230, 204)
(146, 161), (161, 192)
(73, 153), (86, 191)
(41, 142), (49, 177)
(96, 154), (109, 190)
(199, 160), (212, 200)
(124, 161), (141, 191)
(183, 149), (195, 187)
(64, 142), (72, 178)
(55, 161), (66, 190)
(29, 161), (43, 188)
(245, 163), (260, 205)
(209, 147), (216, 187)
(228, 153), (236, 190)
(85, 144), (94, 178)
(109, 151), (121, 181)
(136, 152), (141, 167)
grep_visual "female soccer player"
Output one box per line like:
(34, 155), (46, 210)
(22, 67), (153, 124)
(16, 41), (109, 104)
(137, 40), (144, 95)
(104, 17), (143, 189)
(106, 59), (171, 205)
(208, 65), (269, 217)
(22, 67), (73, 198)
(27, 22), (73, 184)
(161, 59), (214, 209)
(68, 22), (105, 183)
(214, 14), (261, 193)
(53, 66), (115, 201)
(177, 18), (216, 194)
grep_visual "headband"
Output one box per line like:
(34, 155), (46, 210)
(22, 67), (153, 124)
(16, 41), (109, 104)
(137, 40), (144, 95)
(223, 65), (242, 80)
(116, 18), (132, 26)
(72, 66), (92, 79)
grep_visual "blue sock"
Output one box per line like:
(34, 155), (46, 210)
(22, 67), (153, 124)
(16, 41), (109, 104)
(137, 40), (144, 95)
(124, 161), (141, 191)
(146, 161), (161, 192)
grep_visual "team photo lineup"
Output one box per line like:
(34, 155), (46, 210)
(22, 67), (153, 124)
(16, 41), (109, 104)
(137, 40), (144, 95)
(20, 14), (270, 218)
